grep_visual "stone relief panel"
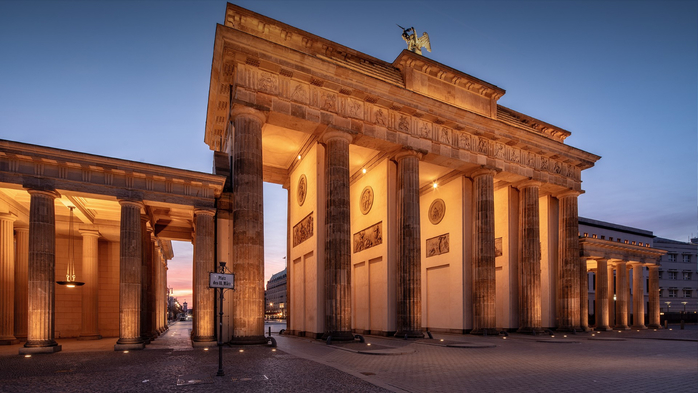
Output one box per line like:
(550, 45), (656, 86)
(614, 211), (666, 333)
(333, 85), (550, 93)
(293, 212), (314, 247)
(509, 147), (521, 164)
(418, 121), (432, 139)
(346, 99), (363, 119)
(457, 132), (472, 151)
(439, 127), (452, 145)
(494, 142), (506, 160)
(297, 174), (307, 206)
(495, 237), (503, 257)
(258, 71), (279, 95)
(540, 157), (549, 172)
(428, 199), (446, 225)
(359, 186), (374, 215)
(397, 114), (411, 134)
(290, 81), (309, 104)
(373, 107), (388, 127)
(426, 233), (449, 258)
(477, 137), (490, 155)
(353, 222), (383, 253)
(321, 90), (337, 112)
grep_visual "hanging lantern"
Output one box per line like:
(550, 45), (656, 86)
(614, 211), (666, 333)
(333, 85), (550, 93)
(57, 206), (84, 287)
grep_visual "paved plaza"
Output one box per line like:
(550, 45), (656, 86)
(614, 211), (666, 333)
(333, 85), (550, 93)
(1, 321), (696, 392)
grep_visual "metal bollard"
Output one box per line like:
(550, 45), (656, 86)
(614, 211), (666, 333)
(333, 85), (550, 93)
(664, 320), (668, 329)
(681, 320), (685, 330)
(268, 326), (272, 337)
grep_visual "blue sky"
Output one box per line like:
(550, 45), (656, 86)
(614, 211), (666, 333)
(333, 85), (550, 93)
(1, 1), (696, 298)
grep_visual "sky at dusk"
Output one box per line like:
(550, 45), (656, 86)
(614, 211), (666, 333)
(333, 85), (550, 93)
(1, 1), (696, 302)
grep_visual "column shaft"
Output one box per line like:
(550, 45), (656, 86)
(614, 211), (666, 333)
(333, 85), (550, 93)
(322, 130), (353, 340)
(594, 260), (611, 330)
(608, 264), (615, 327)
(115, 200), (145, 350)
(580, 258), (589, 331)
(395, 151), (424, 338)
(139, 218), (152, 343)
(78, 229), (101, 340)
(152, 244), (161, 336)
(614, 261), (629, 329)
(648, 265), (660, 328)
(471, 169), (497, 335)
(631, 264), (646, 329)
(557, 193), (580, 331)
(518, 182), (542, 333)
(0, 214), (17, 344)
(230, 107), (266, 344)
(193, 209), (216, 344)
(21, 189), (61, 353)
(14, 228), (29, 340)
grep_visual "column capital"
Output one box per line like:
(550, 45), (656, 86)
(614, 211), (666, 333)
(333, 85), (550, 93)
(14, 226), (29, 234)
(231, 105), (266, 124)
(468, 166), (499, 179)
(515, 179), (542, 190)
(194, 208), (217, 217)
(27, 188), (60, 199)
(78, 228), (101, 238)
(555, 189), (584, 199)
(393, 148), (425, 162)
(118, 199), (144, 209)
(320, 128), (354, 144)
(0, 212), (17, 223)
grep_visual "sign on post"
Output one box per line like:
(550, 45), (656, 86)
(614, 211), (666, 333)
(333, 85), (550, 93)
(209, 273), (234, 289)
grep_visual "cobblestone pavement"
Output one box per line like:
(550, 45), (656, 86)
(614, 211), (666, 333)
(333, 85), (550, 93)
(0, 323), (696, 392)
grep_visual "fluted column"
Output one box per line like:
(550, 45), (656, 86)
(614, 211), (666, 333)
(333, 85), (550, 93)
(14, 227), (29, 341)
(230, 106), (266, 344)
(517, 181), (542, 333)
(192, 209), (216, 346)
(0, 213), (18, 344)
(647, 265), (660, 328)
(594, 259), (611, 330)
(631, 264), (646, 329)
(608, 264), (615, 327)
(557, 191), (581, 331)
(78, 229), (101, 340)
(395, 150), (424, 338)
(614, 261), (629, 330)
(151, 242), (160, 337)
(20, 189), (61, 354)
(115, 199), (145, 350)
(580, 257), (589, 331)
(321, 130), (354, 340)
(470, 168), (497, 335)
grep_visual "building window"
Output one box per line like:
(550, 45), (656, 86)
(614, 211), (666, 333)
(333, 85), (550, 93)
(600, 235), (605, 240)
(668, 254), (677, 262)
(668, 271), (678, 280)
(683, 272), (692, 280)
(685, 290), (693, 298)
(609, 237), (613, 241)
(668, 289), (678, 298)
(658, 270), (663, 279)
(683, 255), (691, 263)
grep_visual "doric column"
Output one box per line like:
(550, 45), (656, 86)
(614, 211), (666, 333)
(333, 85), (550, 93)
(395, 149), (424, 338)
(594, 259), (611, 330)
(78, 229), (101, 340)
(0, 213), (18, 345)
(647, 265), (660, 329)
(163, 262), (169, 331)
(20, 189), (61, 354)
(230, 106), (266, 344)
(608, 264), (615, 327)
(139, 217), (152, 344)
(14, 227), (29, 341)
(517, 181), (542, 333)
(321, 130), (354, 340)
(470, 168), (497, 335)
(153, 244), (162, 335)
(580, 257), (589, 331)
(557, 191), (581, 331)
(614, 261), (629, 330)
(631, 263), (646, 329)
(192, 209), (216, 346)
(115, 199), (145, 350)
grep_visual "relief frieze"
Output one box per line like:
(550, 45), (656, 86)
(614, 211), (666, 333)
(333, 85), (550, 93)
(347, 99), (363, 119)
(418, 121), (432, 139)
(353, 222), (383, 253)
(321, 91), (337, 112)
(426, 233), (449, 258)
(290, 82), (309, 104)
(374, 107), (388, 126)
(293, 212), (314, 247)
(258, 71), (279, 95)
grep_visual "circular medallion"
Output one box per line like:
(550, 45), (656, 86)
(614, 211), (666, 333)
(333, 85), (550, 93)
(429, 198), (446, 225)
(360, 186), (374, 215)
(297, 174), (307, 206)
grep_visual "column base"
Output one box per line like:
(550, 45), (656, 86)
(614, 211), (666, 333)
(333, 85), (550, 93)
(647, 324), (662, 329)
(613, 325), (630, 330)
(631, 325), (647, 330)
(394, 330), (425, 339)
(192, 340), (217, 348)
(470, 328), (499, 336)
(0, 337), (19, 345)
(229, 335), (269, 345)
(19, 345), (61, 354)
(322, 331), (356, 341)
(516, 327), (545, 334)
(594, 326), (613, 331)
(555, 326), (582, 333)
(77, 335), (102, 341)
(115, 337), (145, 351)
